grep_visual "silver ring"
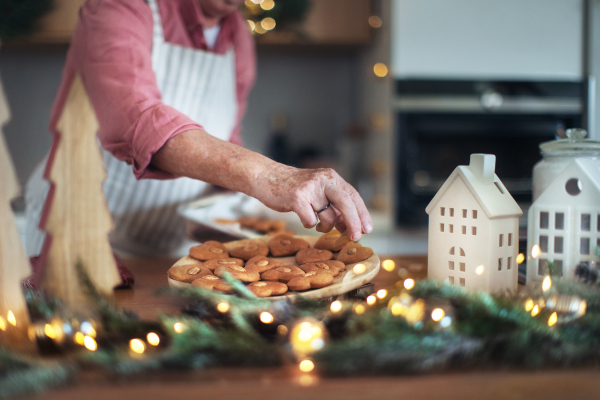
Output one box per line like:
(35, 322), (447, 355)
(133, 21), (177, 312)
(315, 203), (331, 214)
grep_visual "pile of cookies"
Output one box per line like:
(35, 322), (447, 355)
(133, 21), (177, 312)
(167, 231), (374, 297)
(214, 216), (294, 236)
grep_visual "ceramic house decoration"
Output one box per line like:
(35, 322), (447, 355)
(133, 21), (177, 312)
(526, 159), (600, 283)
(426, 154), (522, 293)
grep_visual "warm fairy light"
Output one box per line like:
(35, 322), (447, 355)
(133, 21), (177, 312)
(475, 265), (485, 275)
(579, 300), (587, 317)
(147, 332), (160, 346)
(0, 316), (5, 331)
(366, 295), (377, 305)
(516, 253), (525, 264)
(353, 263), (366, 274)
(217, 302), (230, 313)
(353, 303), (365, 315)
(260, 312), (274, 324)
(525, 299), (534, 312)
(247, 20), (255, 32)
(173, 322), (184, 333)
(75, 332), (85, 345)
(431, 308), (445, 322)
(542, 276), (552, 292)
(531, 305), (540, 317)
(368, 15), (382, 28)
(373, 63), (388, 78)
(390, 303), (403, 316)
(298, 329), (312, 342)
(261, 17), (276, 31)
(299, 359), (315, 372)
(7, 311), (16, 326)
(310, 338), (325, 351)
(84, 336), (97, 351)
(548, 312), (558, 327)
(260, 0), (275, 10)
(531, 245), (541, 259)
(130, 339), (146, 354)
(440, 316), (452, 328)
(254, 23), (267, 34)
(277, 325), (288, 335)
(80, 321), (96, 338)
(290, 319), (327, 356)
(330, 301), (342, 313)
(251, 0), (263, 4)
(377, 289), (388, 299)
(44, 324), (56, 339)
(382, 259), (395, 272)
(403, 279), (415, 290)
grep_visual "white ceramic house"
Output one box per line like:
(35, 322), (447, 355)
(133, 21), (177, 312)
(526, 159), (600, 283)
(426, 154), (523, 293)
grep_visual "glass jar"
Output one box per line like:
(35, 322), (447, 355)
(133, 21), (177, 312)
(532, 128), (600, 201)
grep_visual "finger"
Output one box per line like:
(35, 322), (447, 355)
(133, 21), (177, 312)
(315, 205), (336, 233)
(293, 201), (318, 229)
(332, 207), (347, 234)
(324, 184), (362, 241)
(346, 185), (373, 234)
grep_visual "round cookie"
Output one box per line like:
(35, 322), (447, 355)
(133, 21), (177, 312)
(333, 233), (352, 251)
(189, 241), (229, 261)
(295, 248), (333, 264)
(336, 243), (374, 264)
(268, 234), (310, 257)
(247, 281), (289, 297)
(313, 233), (341, 251)
(191, 275), (234, 293)
(261, 265), (305, 283)
(318, 259), (346, 272)
(244, 256), (282, 273)
(299, 262), (340, 277)
(229, 242), (269, 261)
(214, 264), (260, 283)
(168, 264), (213, 283)
(202, 258), (245, 271)
(288, 272), (334, 291)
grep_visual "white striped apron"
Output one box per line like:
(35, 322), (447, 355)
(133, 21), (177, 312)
(24, 0), (238, 257)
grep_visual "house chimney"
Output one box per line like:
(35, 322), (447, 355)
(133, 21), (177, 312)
(469, 154), (495, 183)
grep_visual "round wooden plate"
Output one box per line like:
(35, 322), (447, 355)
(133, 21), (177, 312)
(168, 235), (380, 300)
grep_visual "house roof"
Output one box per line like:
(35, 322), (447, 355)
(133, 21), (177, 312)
(426, 154), (523, 219)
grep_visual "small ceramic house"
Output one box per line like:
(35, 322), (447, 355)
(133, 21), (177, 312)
(526, 159), (600, 283)
(426, 154), (523, 293)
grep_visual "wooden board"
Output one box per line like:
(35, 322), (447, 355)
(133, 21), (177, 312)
(168, 236), (380, 300)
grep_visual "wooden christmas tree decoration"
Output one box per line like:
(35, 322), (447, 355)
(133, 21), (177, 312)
(0, 76), (35, 351)
(40, 73), (121, 311)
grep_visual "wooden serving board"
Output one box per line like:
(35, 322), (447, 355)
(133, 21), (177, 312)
(168, 235), (380, 300)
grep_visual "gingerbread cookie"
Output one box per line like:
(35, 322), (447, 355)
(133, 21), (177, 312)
(287, 271), (334, 291)
(191, 275), (233, 293)
(237, 216), (262, 230)
(295, 248), (333, 264)
(253, 219), (286, 233)
(300, 262), (340, 277)
(168, 264), (213, 283)
(229, 242), (269, 261)
(202, 258), (245, 271)
(268, 234), (310, 257)
(337, 243), (374, 264)
(244, 256), (281, 273)
(261, 265), (305, 283)
(247, 281), (288, 297)
(333, 233), (353, 251)
(318, 259), (346, 272)
(215, 264), (260, 283)
(313, 232), (341, 251)
(189, 241), (229, 261)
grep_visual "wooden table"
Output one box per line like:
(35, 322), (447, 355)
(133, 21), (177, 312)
(29, 256), (600, 400)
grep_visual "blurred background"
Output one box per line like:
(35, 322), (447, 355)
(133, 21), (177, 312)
(0, 0), (598, 254)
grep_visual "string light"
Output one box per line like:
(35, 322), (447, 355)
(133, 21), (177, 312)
(531, 245), (541, 259)
(261, 17), (276, 31)
(366, 295), (377, 305)
(260, 0), (275, 10)
(260, 312), (274, 324)
(531, 305), (540, 317)
(254, 23), (267, 34)
(382, 259), (395, 272)
(247, 20), (255, 32)
(377, 289), (387, 299)
(75, 332), (85, 345)
(330, 301), (342, 313)
(368, 16), (382, 28)
(542, 276), (551, 292)
(0, 316), (5, 331)
(80, 321), (96, 338)
(7, 311), (16, 326)
(524, 299), (534, 312)
(353, 303), (365, 315)
(147, 332), (160, 346)
(431, 308), (445, 322)
(299, 359), (315, 372)
(130, 339), (146, 354)
(403, 279), (415, 290)
(516, 253), (525, 264)
(84, 336), (97, 351)
(289, 319), (327, 356)
(217, 302), (230, 313)
(44, 324), (56, 340)
(277, 325), (288, 335)
(373, 63), (388, 78)
(353, 263), (366, 274)
(173, 322), (184, 333)
(548, 312), (558, 327)
(440, 316), (452, 328)
(298, 329), (312, 342)
(251, 0), (263, 4)
(475, 265), (485, 275)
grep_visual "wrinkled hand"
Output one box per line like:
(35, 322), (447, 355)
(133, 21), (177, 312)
(254, 164), (373, 241)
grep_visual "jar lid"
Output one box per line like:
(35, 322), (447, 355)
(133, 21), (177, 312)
(540, 129), (600, 155)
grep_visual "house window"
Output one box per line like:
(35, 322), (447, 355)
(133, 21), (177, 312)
(498, 258), (502, 271)
(581, 214), (591, 231)
(440, 223), (444, 232)
(459, 262), (465, 272)
(555, 260), (563, 277)
(449, 225), (454, 233)
(540, 212), (549, 229)
(499, 234), (503, 247)
(538, 258), (548, 276)
(459, 248), (465, 257)
(472, 210), (477, 219)
(580, 238), (590, 255)
(459, 278), (465, 287)
(449, 261), (455, 270)
(449, 276), (454, 285)
(449, 247), (455, 255)
(462, 209), (467, 218)
(554, 237), (563, 254)
(472, 226), (477, 235)
(539, 235), (548, 253)
(440, 207), (445, 216)
(508, 233), (512, 247)
(462, 226), (466, 234)
(450, 208), (454, 217)
(507, 257), (512, 270)
(597, 215), (600, 232)
(555, 213), (564, 230)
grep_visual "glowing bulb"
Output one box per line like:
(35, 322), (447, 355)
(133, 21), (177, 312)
(261, 17), (276, 31)
(310, 338), (325, 350)
(299, 359), (315, 372)
(382, 259), (395, 272)
(403, 279), (415, 290)
(377, 289), (388, 299)
(366, 295), (377, 305)
(44, 324), (56, 339)
(260, 0), (275, 10)
(579, 300), (587, 317)
(130, 339), (146, 354)
(247, 20), (255, 32)
(516, 253), (525, 264)
(217, 302), (230, 313)
(80, 321), (96, 337)
(475, 265), (485, 275)
(330, 301), (342, 313)
(251, 0), (263, 4)
(525, 299), (534, 312)
(254, 23), (267, 34)
(298, 329), (312, 342)
(353, 304), (365, 314)
(548, 312), (558, 327)
(84, 336), (97, 351)
(531, 245), (541, 259)
(277, 325), (288, 335)
(368, 15), (382, 28)
(173, 322), (184, 333)
(75, 332), (85, 345)
(373, 63), (388, 78)
(260, 312), (274, 324)
(542, 276), (551, 292)
(431, 308), (445, 322)
(147, 332), (160, 346)
(0, 316), (5, 331)
(353, 264), (366, 274)
(440, 316), (452, 328)
(7, 311), (16, 326)
(390, 303), (403, 316)
(531, 305), (540, 317)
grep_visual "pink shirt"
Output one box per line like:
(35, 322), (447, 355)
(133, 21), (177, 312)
(47, 0), (256, 180)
